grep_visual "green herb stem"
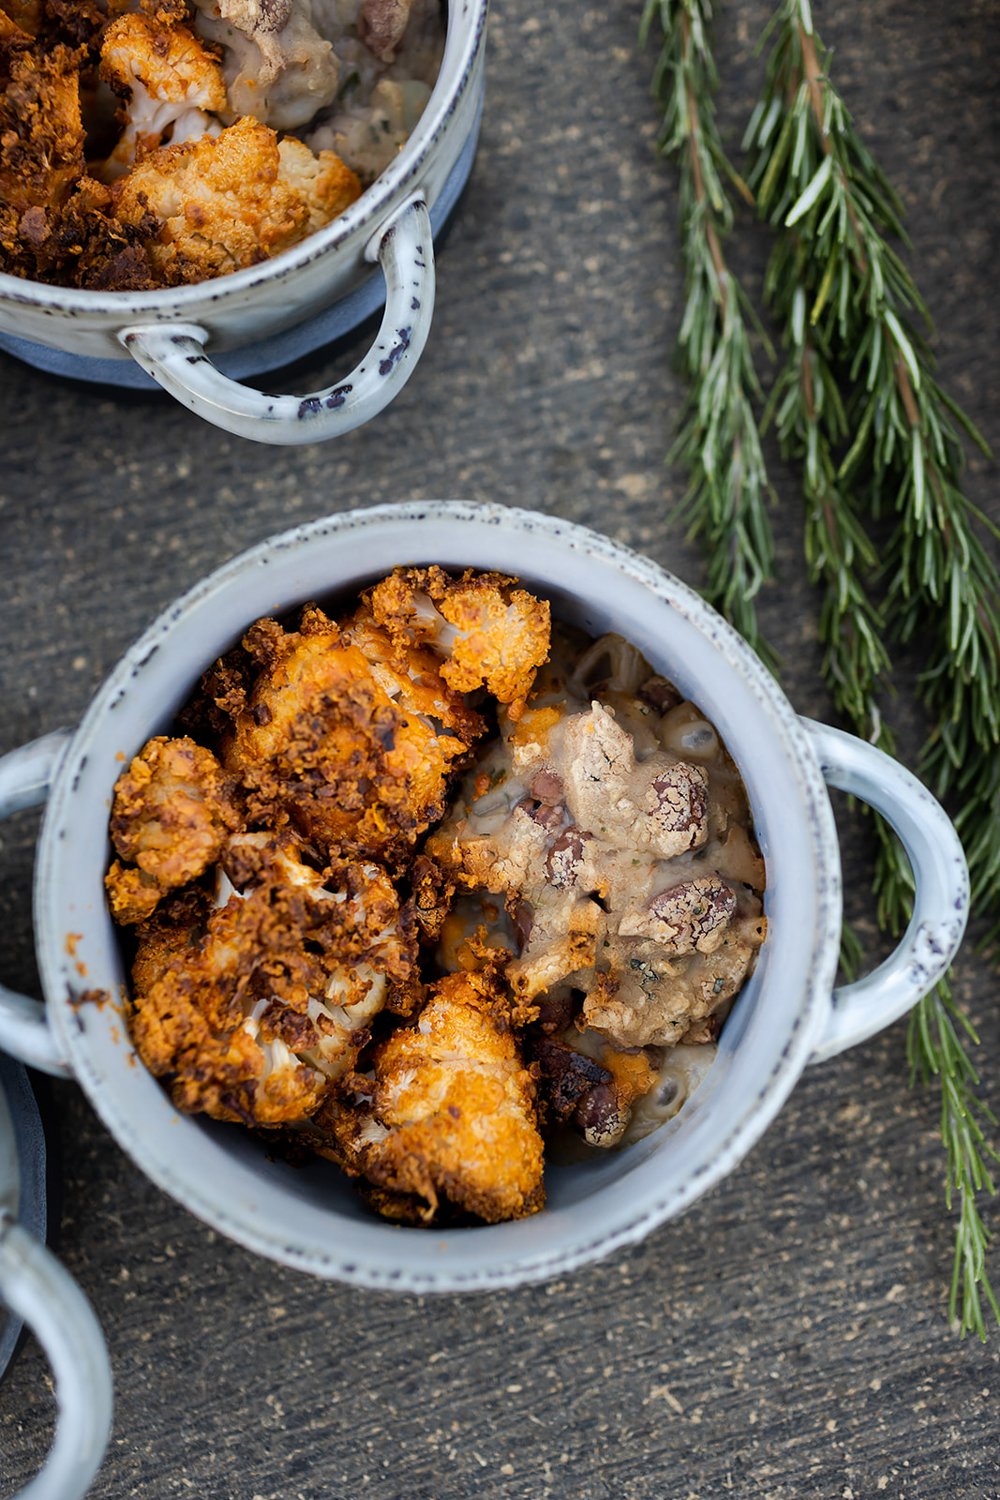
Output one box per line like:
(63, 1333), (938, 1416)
(642, 0), (778, 667)
(744, 0), (999, 1337)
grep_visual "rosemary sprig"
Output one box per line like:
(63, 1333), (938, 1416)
(909, 980), (1000, 1336)
(763, 283), (893, 748)
(644, 0), (998, 1334)
(744, 0), (1000, 1336)
(641, 0), (778, 667)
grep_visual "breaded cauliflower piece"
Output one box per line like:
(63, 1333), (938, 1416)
(190, 0), (340, 130)
(129, 835), (417, 1125)
(49, 172), (160, 290)
(215, 603), (481, 868)
(112, 114), (360, 284)
(0, 36), (83, 275)
(99, 13), (228, 179)
(319, 966), (544, 1224)
(105, 735), (242, 925)
(340, 602), (486, 747)
(367, 567), (551, 721)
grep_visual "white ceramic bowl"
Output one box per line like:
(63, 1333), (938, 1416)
(0, 1066), (112, 1500)
(0, 503), (969, 1291)
(0, 3), (488, 444)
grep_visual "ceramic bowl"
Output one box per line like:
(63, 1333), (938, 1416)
(0, 502), (969, 1291)
(0, 2), (488, 444)
(0, 1061), (112, 1499)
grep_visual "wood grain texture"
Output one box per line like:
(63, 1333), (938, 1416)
(0, 2), (998, 1497)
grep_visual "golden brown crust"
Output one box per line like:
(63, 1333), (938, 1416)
(317, 966), (545, 1225)
(105, 736), (241, 924)
(99, 12), (227, 177)
(366, 567), (551, 721)
(0, 2), (40, 39)
(406, 852), (455, 944)
(0, 37), (83, 276)
(129, 846), (418, 1125)
(47, 174), (161, 291)
(224, 605), (478, 867)
(111, 115), (360, 285)
(340, 603), (487, 747)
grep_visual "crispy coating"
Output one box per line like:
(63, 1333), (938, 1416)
(129, 838), (417, 1125)
(48, 172), (161, 290)
(223, 604), (479, 866)
(340, 602), (487, 747)
(367, 567), (551, 721)
(320, 967), (544, 1224)
(0, 37), (83, 276)
(407, 852), (456, 944)
(99, 13), (228, 178)
(112, 114), (359, 284)
(105, 736), (242, 925)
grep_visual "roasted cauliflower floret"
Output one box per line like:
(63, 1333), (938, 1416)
(99, 13), (228, 179)
(340, 603), (487, 747)
(0, 36), (83, 275)
(367, 567), (551, 721)
(105, 736), (241, 925)
(190, 0), (340, 130)
(129, 838), (417, 1125)
(215, 603), (478, 867)
(112, 114), (360, 283)
(319, 966), (544, 1224)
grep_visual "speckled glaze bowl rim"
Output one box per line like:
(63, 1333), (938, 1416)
(34, 502), (841, 1291)
(0, 0), (488, 316)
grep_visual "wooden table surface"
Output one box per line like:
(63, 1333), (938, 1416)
(1, 3), (998, 1496)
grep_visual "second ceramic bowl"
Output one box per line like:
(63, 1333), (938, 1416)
(0, 502), (968, 1290)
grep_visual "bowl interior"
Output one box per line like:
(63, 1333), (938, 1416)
(38, 504), (839, 1287)
(0, 0), (486, 318)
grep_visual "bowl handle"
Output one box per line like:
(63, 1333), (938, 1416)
(802, 719), (970, 1063)
(118, 194), (435, 445)
(0, 1217), (113, 1500)
(0, 732), (74, 1078)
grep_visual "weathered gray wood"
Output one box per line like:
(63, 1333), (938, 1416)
(0, 2), (998, 1496)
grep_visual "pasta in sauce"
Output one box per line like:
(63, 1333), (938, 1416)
(428, 625), (766, 1152)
